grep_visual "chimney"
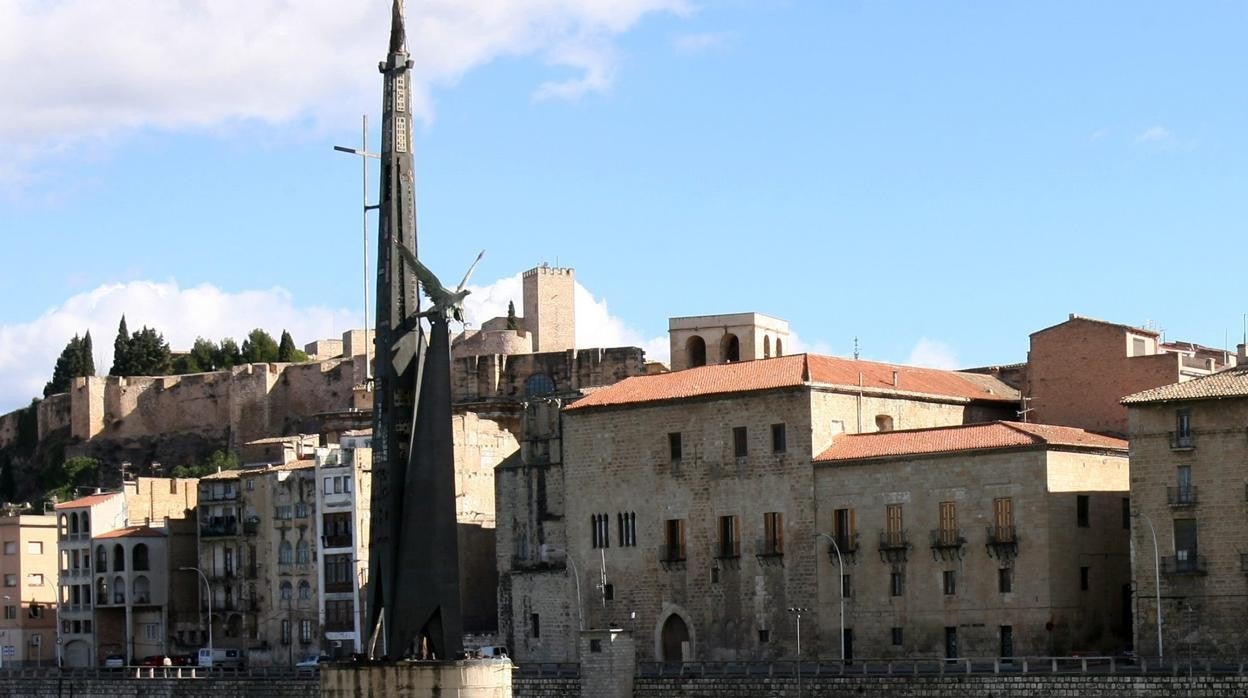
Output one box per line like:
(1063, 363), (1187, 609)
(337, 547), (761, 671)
(892, 370), (899, 387)
(1238, 343), (1247, 365)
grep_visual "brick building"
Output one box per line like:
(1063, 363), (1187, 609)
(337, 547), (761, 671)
(1122, 345), (1248, 657)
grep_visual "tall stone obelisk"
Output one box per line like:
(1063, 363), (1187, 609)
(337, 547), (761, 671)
(366, 0), (464, 661)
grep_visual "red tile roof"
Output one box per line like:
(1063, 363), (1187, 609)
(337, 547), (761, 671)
(565, 354), (1018, 411)
(55, 493), (122, 510)
(94, 525), (167, 540)
(1121, 365), (1248, 404)
(814, 421), (1127, 463)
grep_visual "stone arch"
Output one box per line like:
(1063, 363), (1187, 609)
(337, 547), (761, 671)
(133, 543), (149, 571)
(133, 574), (151, 604)
(776, 338), (784, 357)
(686, 336), (707, 368)
(96, 544), (108, 572)
(113, 544), (125, 572)
(875, 415), (894, 432)
(64, 639), (91, 667)
(653, 605), (696, 662)
(112, 575), (126, 605)
(720, 334), (740, 363)
(68, 513), (78, 536)
(763, 335), (771, 359)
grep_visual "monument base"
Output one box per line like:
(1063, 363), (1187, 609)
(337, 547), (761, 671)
(322, 659), (514, 697)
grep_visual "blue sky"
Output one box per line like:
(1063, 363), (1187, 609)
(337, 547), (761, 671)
(1, 1), (1246, 411)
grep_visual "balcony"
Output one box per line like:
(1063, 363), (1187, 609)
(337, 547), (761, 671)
(712, 539), (741, 560)
(1162, 555), (1207, 576)
(509, 554), (565, 572)
(325, 580), (354, 594)
(930, 528), (967, 561)
(1169, 432), (1194, 450)
(243, 518), (259, 536)
(1167, 486), (1198, 508)
(985, 525), (1019, 560)
(658, 544), (686, 570)
(825, 532), (859, 565)
(878, 530), (910, 564)
(199, 516), (238, 538)
(322, 534), (353, 549)
(754, 538), (784, 566)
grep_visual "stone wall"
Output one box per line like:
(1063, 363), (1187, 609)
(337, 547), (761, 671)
(0, 676), (319, 698)
(454, 347), (646, 406)
(633, 674), (1248, 697)
(513, 676), (580, 698)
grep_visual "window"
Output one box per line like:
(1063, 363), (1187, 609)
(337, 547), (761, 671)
(1122, 498), (1131, 529)
(1174, 518), (1198, 564)
(323, 512), (352, 547)
(133, 543), (149, 571)
(300, 619), (313, 643)
(326, 554), (353, 591)
(524, 373), (555, 398)
(279, 541), (293, 565)
(717, 515), (740, 558)
(1077, 495), (1089, 528)
(591, 514), (610, 549)
(686, 336), (707, 368)
(617, 512), (637, 547)
(27, 541), (42, 555)
(833, 508), (855, 550)
(891, 627), (903, 646)
(998, 567), (1013, 593)
(875, 415), (894, 432)
(295, 501), (309, 518)
(603, 583), (615, 601)
(1080, 566), (1090, 591)
(938, 501), (958, 545)
(276, 505), (292, 520)
(144, 623), (160, 641)
(1131, 337), (1147, 357)
(281, 619), (291, 645)
(733, 427), (748, 458)
(246, 478), (255, 491)
(3, 606), (14, 619)
(590, 638), (603, 653)
(762, 512), (784, 555)
(663, 519), (686, 562)
(668, 433), (682, 462)
(841, 574), (853, 598)
(27, 573), (43, 586)
(298, 580), (311, 601)
(280, 581), (293, 601)
(28, 604), (43, 619)
(296, 540), (310, 564)
(1175, 465), (1194, 505)
(530, 613), (541, 639)
(326, 600), (354, 631)
(889, 570), (904, 597)
(943, 570), (957, 595)
(884, 503), (904, 546)
(758, 629), (770, 643)
(771, 423), (786, 453)
(3, 574), (15, 587)
(2, 541), (14, 555)
(1175, 409), (1192, 447)
(993, 498), (1014, 540)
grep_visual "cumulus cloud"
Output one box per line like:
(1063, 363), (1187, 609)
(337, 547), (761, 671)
(905, 338), (960, 370)
(0, 281), (356, 413)
(672, 31), (730, 54)
(1137, 125), (1172, 143)
(0, 0), (690, 184)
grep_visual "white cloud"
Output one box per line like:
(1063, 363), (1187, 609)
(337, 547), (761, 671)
(0, 280), (355, 413)
(1137, 125), (1171, 143)
(672, 31), (729, 54)
(905, 338), (960, 370)
(463, 274), (668, 363)
(0, 0), (690, 184)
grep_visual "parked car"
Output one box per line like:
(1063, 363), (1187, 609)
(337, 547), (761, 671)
(296, 654), (329, 669)
(103, 654), (126, 668)
(140, 655), (172, 667)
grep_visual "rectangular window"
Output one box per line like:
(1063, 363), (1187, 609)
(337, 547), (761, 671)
(758, 629), (770, 643)
(1122, 498), (1131, 529)
(590, 638), (603, 653)
(841, 574), (853, 598)
(943, 570), (957, 595)
(531, 613), (541, 639)
(276, 505), (292, 520)
(1174, 518), (1198, 562)
(938, 501), (957, 544)
(326, 600), (354, 631)
(591, 514), (610, 549)
(771, 423), (786, 453)
(28, 605), (43, 619)
(2, 542), (14, 555)
(763, 512), (784, 555)
(717, 515), (740, 558)
(3, 574), (15, 587)
(281, 619), (291, 645)
(27, 541), (43, 555)
(884, 503), (904, 547)
(833, 508), (855, 549)
(300, 620), (313, 643)
(733, 426), (748, 457)
(617, 512), (636, 547)
(1080, 566), (1090, 591)
(144, 623), (160, 641)
(3, 605), (14, 620)
(27, 573), (43, 586)
(325, 554), (353, 592)
(664, 519), (686, 562)
(889, 570), (904, 597)
(993, 498), (1014, 540)
(1175, 465), (1194, 504)
(668, 433), (682, 461)
(1077, 495), (1089, 527)
(891, 627), (903, 646)
(1175, 409), (1192, 446)
(603, 583), (615, 601)
(998, 567), (1013, 593)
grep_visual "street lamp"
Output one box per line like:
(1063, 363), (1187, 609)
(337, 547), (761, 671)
(787, 607), (809, 698)
(547, 548), (584, 632)
(1132, 512), (1163, 659)
(814, 532), (846, 661)
(178, 567), (212, 662)
(334, 117), (381, 383)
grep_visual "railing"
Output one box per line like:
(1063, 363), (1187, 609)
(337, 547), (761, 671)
(931, 528), (966, 548)
(755, 538), (784, 558)
(513, 662), (580, 678)
(510, 555), (566, 571)
(879, 530), (909, 550)
(986, 525), (1016, 544)
(243, 519), (259, 536)
(658, 544), (687, 564)
(199, 518), (238, 537)
(0, 667), (316, 680)
(636, 657), (1248, 678)
(322, 534), (353, 549)
(1167, 486), (1198, 507)
(1170, 431), (1194, 449)
(1162, 555), (1207, 575)
(712, 539), (741, 559)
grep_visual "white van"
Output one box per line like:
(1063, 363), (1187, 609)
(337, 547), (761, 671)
(479, 646), (508, 659)
(198, 648), (245, 668)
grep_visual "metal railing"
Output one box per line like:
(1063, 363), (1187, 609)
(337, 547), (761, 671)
(513, 662), (579, 678)
(1167, 486), (1198, 507)
(637, 656), (1248, 678)
(1170, 431), (1194, 449)
(1162, 555), (1207, 575)
(930, 528), (966, 548)
(755, 538), (784, 557)
(712, 540), (741, 559)
(879, 530), (909, 550)
(658, 544), (686, 564)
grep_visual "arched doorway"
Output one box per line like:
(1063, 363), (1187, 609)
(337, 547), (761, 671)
(64, 639), (91, 668)
(686, 336), (707, 368)
(720, 334), (740, 363)
(660, 614), (690, 662)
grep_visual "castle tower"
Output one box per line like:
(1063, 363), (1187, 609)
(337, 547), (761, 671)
(522, 266), (576, 353)
(668, 312), (792, 371)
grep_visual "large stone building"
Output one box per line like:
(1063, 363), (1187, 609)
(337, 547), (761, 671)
(496, 350), (1021, 662)
(814, 422), (1129, 659)
(1122, 344), (1248, 657)
(0, 513), (57, 667)
(453, 265), (577, 358)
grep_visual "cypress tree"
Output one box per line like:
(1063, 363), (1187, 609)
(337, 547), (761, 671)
(80, 331), (95, 377)
(278, 330), (297, 362)
(109, 316), (130, 376)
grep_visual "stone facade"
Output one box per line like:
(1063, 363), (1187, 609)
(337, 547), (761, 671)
(668, 313), (791, 372)
(523, 266), (576, 354)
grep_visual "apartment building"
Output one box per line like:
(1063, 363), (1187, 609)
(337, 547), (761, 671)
(1122, 347), (1248, 657)
(314, 433), (371, 657)
(0, 514), (57, 667)
(55, 492), (124, 666)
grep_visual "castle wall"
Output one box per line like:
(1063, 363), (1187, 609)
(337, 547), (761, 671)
(36, 393), (71, 441)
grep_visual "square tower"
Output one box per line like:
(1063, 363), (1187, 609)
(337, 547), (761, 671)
(522, 266), (576, 353)
(667, 313), (791, 371)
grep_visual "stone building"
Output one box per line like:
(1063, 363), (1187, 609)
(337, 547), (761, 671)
(453, 265), (577, 358)
(496, 352), (1020, 662)
(1025, 315), (1235, 436)
(813, 422), (1129, 659)
(668, 313), (791, 372)
(1122, 345), (1248, 657)
(0, 513), (57, 667)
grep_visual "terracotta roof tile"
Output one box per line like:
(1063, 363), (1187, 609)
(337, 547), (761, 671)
(566, 354), (1018, 411)
(94, 525), (167, 539)
(55, 493), (123, 510)
(814, 421), (1126, 462)
(1122, 365), (1248, 405)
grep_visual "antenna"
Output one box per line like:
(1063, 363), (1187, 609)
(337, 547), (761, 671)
(853, 337), (860, 360)
(334, 115), (381, 382)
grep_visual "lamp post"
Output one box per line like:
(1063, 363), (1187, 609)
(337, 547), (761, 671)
(548, 548), (584, 632)
(178, 567), (212, 662)
(815, 532), (846, 661)
(787, 607), (809, 698)
(1132, 512), (1163, 659)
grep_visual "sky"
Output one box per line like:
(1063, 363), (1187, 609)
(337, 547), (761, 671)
(1, 1), (1246, 412)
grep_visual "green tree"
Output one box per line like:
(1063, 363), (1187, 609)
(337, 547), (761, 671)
(217, 338), (242, 369)
(173, 337), (220, 374)
(109, 316), (130, 376)
(240, 328), (279, 364)
(506, 301), (519, 330)
(125, 326), (172, 376)
(278, 330), (297, 362)
(171, 450), (240, 479)
(80, 331), (96, 376)
(48, 456), (100, 503)
(44, 332), (95, 396)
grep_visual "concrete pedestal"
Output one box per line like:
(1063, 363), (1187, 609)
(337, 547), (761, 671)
(322, 660), (514, 697)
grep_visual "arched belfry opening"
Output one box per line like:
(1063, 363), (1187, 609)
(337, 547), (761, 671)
(720, 334), (740, 363)
(660, 613), (691, 662)
(763, 335), (772, 359)
(776, 337), (784, 356)
(687, 336), (707, 368)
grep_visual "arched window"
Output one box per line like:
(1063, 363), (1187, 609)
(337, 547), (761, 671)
(279, 541), (293, 566)
(776, 338), (783, 357)
(133, 575), (151, 604)
(59, 514), (68, 540)
(112, 575), (126, 605)
(69, 513), (78, 536)
(295, 540), (310, 565)
(763, 335), (771, 359)
(96, 577), (107, 605)
(80, 511), (89, 534)
(720, 334), (740, 363)
(524, 373), (555, 398)
(280, 581), (292, 601)
(113, 544), (125, 572)
(876, 415), (894, 432)
(298, 580), (311, 602)
(95, 545), (108, 573)
(686, 336), (707, 368)
(132, 543), (149, 571)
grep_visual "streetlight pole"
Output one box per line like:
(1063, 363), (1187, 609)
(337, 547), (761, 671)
(551, 549), (584, 632)
(179, 567), (212, 662)
(334, 118), (381, 383)
(787, 607), (808, 698)
(1132, 512), (1163, 659)
(815, 532), (846, 661)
